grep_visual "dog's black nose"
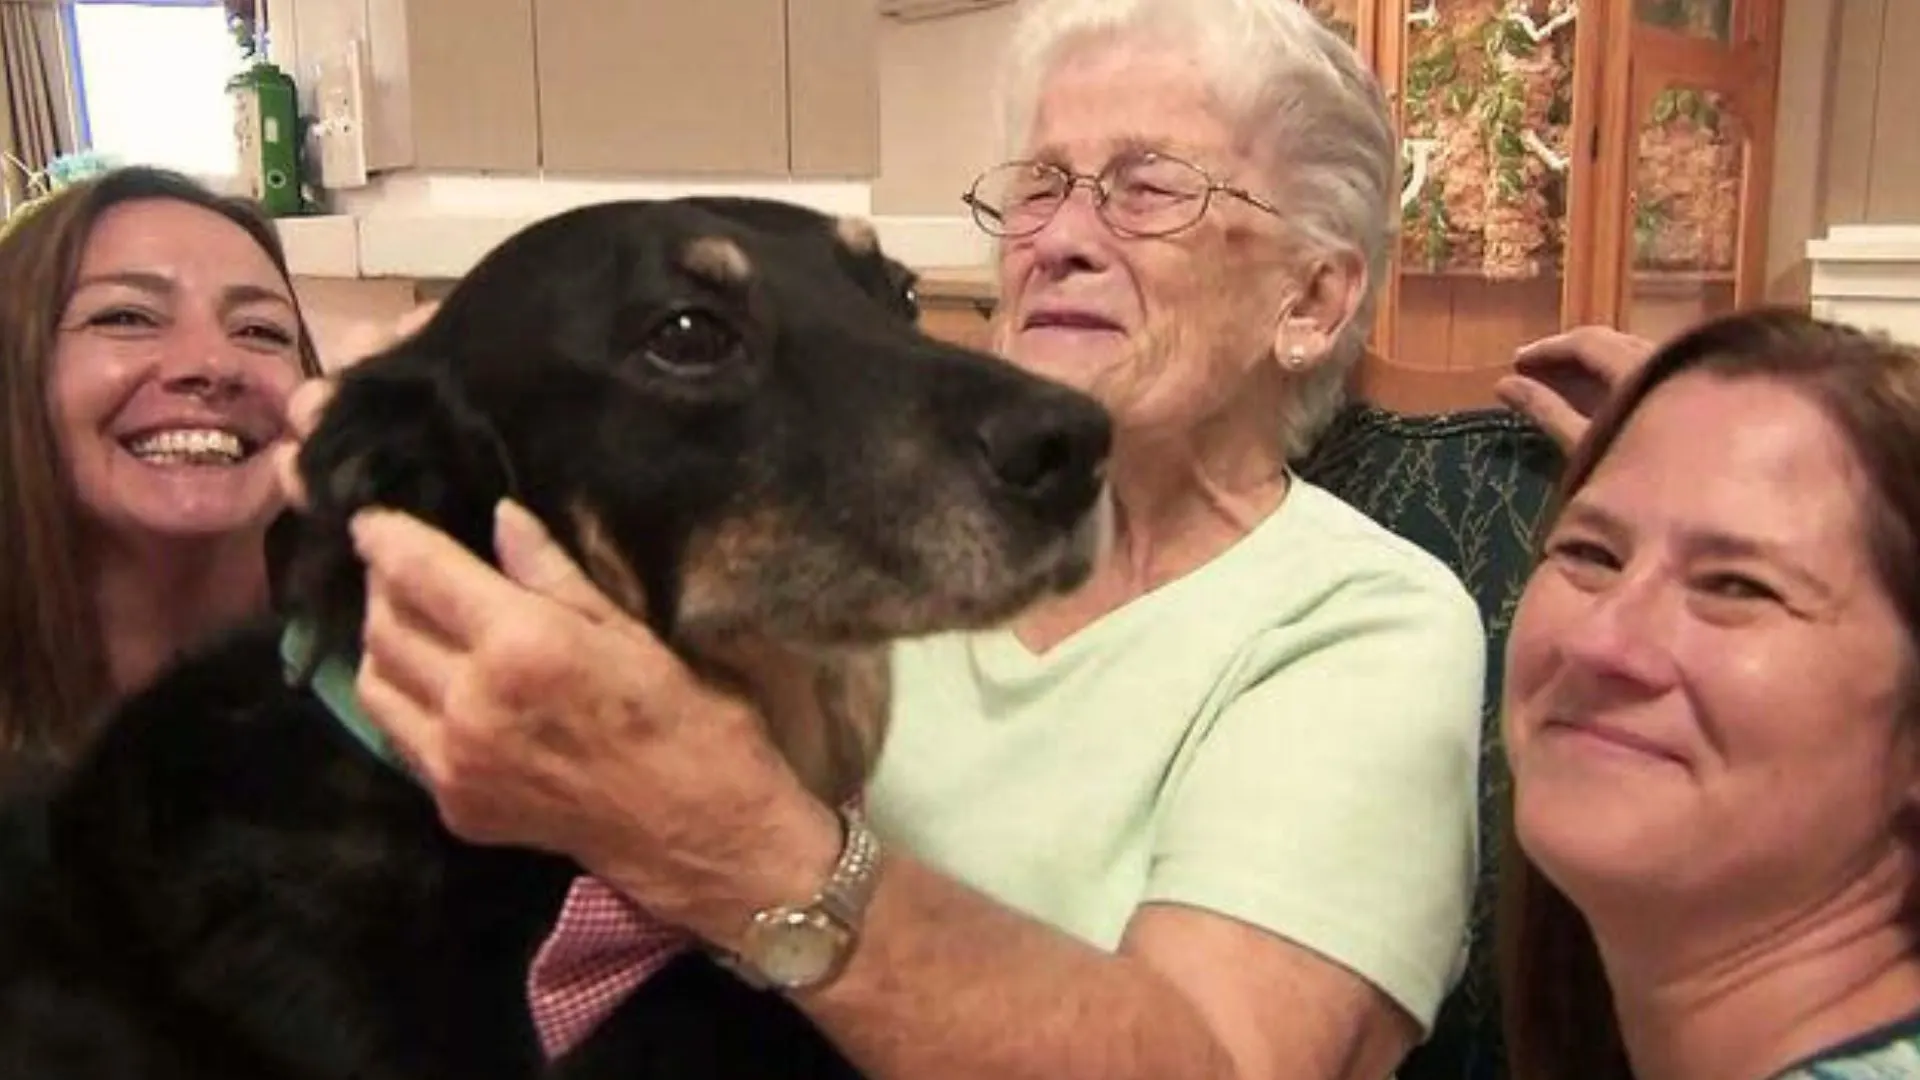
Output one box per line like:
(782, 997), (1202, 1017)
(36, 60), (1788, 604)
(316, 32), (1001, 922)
(975, 397), (1111, 524)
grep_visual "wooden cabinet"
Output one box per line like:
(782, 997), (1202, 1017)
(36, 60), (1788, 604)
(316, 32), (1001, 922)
(537, 0), (880, 177)
(536, 0), (789, 175)
(787, 0), (882, 176)
(287, 0), (878, 179)
(1305, 0), (1782, 370)
(361, 0), (541, 173)
(918, 300), (995, 354)
(292, 0), (543, 173)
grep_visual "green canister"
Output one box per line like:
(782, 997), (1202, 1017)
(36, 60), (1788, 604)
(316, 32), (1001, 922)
(228, 58), (303, 217)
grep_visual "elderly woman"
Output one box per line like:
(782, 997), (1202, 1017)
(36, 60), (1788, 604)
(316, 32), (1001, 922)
(1498, 308), (1920, 1080)
(308, 0), (1486, 1077)
(0, 166), (320, 782)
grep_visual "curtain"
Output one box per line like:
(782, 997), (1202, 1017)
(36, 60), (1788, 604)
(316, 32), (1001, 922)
(0, 0), (80, 215)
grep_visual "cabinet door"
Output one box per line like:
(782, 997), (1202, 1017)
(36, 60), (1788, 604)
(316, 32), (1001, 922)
(1589, 0), (1780, 337)
(788, 0), (880, 177)
(1374, 0), (1597, 370)
(396, 0), (541, 171)
(918, 300), (995, 353)
(535, 0), (789, 176)
(1609, 76), (1767, 340)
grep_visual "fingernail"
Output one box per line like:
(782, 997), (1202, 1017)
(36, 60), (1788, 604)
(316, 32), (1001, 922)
(494, 498), (527, 534)
(494, 499), (550, 552)
(349, 509), (389, 552)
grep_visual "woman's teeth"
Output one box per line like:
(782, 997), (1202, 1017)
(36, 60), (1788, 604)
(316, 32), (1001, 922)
(125, 429), (247, 466)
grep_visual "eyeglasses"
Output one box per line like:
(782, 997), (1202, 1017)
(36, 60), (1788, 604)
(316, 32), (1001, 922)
(962, 152), (1283, 240)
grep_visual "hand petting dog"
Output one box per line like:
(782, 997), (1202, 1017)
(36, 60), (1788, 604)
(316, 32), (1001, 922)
(12, 197), (1132, 1080)
(278, 367), (842, 953)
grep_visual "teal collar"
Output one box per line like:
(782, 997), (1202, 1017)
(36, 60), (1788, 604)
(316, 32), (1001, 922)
(279, 620), (407, 772)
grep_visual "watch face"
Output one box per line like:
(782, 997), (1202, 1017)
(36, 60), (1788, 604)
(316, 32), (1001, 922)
(744, 908), (853, 987)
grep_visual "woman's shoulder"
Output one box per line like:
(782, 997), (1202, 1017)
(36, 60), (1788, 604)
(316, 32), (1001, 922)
(1773, 1013), (1920, 1079)
(1142, 479), (1487, 690)
(1244, 479), (1480, 618)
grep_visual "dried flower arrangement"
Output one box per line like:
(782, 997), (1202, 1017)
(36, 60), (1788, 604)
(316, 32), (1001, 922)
(1385, 0), (1740, 281)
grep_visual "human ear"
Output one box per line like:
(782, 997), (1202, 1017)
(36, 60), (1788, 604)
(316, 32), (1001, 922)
(1269, 252), (1365, 373)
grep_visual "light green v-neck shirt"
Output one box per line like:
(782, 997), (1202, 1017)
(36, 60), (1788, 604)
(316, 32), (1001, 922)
(866, 480), (1487, 1029)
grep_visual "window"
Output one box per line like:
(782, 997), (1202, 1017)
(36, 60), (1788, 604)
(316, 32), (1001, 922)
(67, 1), (244, 180)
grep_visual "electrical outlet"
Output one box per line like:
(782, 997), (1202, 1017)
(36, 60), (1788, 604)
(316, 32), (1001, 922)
(311, 38), (370, 189)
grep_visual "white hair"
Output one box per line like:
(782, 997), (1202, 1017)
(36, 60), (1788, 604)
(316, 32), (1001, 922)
(997, 0), (1399, 458)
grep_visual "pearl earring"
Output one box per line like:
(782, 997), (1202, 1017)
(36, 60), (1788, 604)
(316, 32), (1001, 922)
(1284, 343), (1308, 369)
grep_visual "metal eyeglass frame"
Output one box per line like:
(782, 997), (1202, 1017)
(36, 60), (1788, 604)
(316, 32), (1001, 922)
(961, 151), (1284, 240)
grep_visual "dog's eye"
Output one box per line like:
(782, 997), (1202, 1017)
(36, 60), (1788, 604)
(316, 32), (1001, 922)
(896, 270), (921, 316)
(644, 310), (742, 376)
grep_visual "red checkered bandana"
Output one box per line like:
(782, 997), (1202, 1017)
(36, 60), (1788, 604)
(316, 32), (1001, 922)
(525, 796), (864, 1060)
(524, 876), (692, 1060)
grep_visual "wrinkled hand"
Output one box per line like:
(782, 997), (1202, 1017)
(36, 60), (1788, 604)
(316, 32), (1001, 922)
(348, 500), (840, 942)
(1494, 325), (1657, 452)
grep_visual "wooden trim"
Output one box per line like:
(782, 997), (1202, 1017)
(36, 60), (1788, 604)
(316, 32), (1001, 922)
(1353, 0), (1383, 69)
(1591, 0), (1638, 323)
(1630, 28), (1759, 84)
(1561, 0), (1612, 326)
(1367, 0), (1407, 364)
(1735, 0), (1785, 50)
(1734, 15), (1783, 307)
(1352, 348), (1514, 415)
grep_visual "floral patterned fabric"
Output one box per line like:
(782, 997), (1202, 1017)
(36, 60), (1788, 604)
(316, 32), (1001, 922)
(1298, 403), (1566, 1080)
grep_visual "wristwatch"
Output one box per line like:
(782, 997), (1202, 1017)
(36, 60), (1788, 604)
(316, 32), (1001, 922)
(721, 804), (884, 993)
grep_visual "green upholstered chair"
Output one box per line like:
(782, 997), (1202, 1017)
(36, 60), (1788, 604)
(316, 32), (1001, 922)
(1297, 402), (1566, 1080)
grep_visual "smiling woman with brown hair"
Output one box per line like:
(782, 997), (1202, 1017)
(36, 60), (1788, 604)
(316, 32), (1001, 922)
(1499, 307), (1920, 1080)
(0, 166), (321, 782)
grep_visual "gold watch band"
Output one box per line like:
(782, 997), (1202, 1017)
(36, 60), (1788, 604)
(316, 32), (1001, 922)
(818, 805), (883, 925)
(717, 802), (884, 992)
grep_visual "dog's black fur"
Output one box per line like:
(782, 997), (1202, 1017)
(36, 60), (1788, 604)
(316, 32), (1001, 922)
(0, 196), (1111, 1079)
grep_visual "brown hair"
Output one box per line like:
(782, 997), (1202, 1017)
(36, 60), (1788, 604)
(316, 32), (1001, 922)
(1496, 306), (1920, 1080)
(0, 166), (321, 774)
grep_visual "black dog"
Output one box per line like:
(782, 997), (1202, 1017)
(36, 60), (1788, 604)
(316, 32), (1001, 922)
(0, 197), (1111, 1079)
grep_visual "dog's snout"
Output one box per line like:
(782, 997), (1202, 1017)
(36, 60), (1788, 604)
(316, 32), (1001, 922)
(974, 396), (1110, 524)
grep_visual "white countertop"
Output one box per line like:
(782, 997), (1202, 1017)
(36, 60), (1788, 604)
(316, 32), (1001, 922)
(271, 171), (994, 281)
(1805, 223), (1920, 263)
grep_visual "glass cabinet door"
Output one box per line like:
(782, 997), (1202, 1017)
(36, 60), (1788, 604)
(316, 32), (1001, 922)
(1620, 81), (1751, 340)
(1385, 0), (1584, 367)
(1634, 0), (1736, 42)
(1335, 0), (1777, 375)
(1593, 0), (1778, 334)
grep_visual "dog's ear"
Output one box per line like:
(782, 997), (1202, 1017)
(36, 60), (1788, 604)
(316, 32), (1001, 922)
(828, 214), (919, 323)
(276, 349), (516, 675)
